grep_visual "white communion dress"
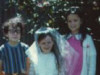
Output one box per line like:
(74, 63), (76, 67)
(29, 52), (58, 75)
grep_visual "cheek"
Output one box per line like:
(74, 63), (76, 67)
(67, 22), (71, 26)
(68, 24), (71, 29)
(50, 43), (53, 47)
(40, 45), (47, 52)
(6, 33), (12, 38)
(39, 44), (45, 49)
(18, 35), (21, 38)
(76, 22), (81, 28)
(77, 24), (81, 29)
(49, 43), (54, 49)
(67, 24), (72, 30)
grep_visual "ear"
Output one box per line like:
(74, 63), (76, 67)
(5, 33), (8, 38)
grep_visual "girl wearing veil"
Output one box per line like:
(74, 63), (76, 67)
(26, 27), (78, 75)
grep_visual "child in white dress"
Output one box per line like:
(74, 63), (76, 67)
(26, 27), (63, 75)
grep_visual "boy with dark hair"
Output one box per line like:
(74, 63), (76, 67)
(0, 17), (29, 75)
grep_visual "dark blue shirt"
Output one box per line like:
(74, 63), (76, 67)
(0, 42), (29, 74)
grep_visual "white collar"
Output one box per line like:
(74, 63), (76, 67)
(67, 33), (82, 40)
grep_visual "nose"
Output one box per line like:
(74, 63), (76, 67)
(45, 44), (49, 47)
(13, 32), (19, 36)
(14, 32), (17, 34)
(45, 43), (49, 47)
(71, 21), (75, 25)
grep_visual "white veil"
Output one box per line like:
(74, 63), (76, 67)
(26, 27), (79, 75)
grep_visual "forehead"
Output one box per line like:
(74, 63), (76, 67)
(67, 14), (80, 20)
(39, 35), (53, 42)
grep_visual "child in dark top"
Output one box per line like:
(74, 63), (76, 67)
(0, 17), (29, 75)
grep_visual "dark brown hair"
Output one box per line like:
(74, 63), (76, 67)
(2, 17), (25, 35)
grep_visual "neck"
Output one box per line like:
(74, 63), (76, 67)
(71, 31), (79, 35)
(8, 41), (19, 46)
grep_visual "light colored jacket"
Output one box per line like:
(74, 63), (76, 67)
(66, 34), (97, 75)
(81, 34), (97, 75)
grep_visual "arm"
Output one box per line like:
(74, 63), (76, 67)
(0, 60), (2, 73)
(0, 60), (5, 75)
(0, 47), (4, 75)
(26, 57), (30, 75)
(23, 43), (30, 75)
(29, 64), (36, 75)
(88, 36), (97, 75)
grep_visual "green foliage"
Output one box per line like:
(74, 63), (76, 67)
(6, 0), (100, 35)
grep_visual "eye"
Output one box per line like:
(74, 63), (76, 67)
(47, 41), (51, 44)
(68, 20), (71, 23)
(41, 42), (46, 45)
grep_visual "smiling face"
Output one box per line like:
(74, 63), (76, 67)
(67, 14), (81, 34)
(38, 35), (54, 54)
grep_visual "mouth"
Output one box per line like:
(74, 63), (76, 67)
(70, 25), (76, 28)
(12, 38), (18, 39)
(44, 48), (49, 50)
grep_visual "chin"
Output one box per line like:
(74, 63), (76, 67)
(43, 50), (51, 53)
(72, 29), (78, 32)
(12, 40), (19, 42)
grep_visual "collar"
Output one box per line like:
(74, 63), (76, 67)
(67, 33), (82, 40)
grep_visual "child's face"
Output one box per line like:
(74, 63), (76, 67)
(6, 25), (21, 43)
(38, 35), (54, 53)
(67, 14), (81, 34)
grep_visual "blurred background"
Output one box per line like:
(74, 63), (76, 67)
(0, 0), (100, 75)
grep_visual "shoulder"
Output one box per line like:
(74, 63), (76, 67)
(61, 34), (67, 39)
(85, 34), (93, 40)
(83, 34), (94, 46)
(0, 44), (5, 51)
(20, 42), (29, 48)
